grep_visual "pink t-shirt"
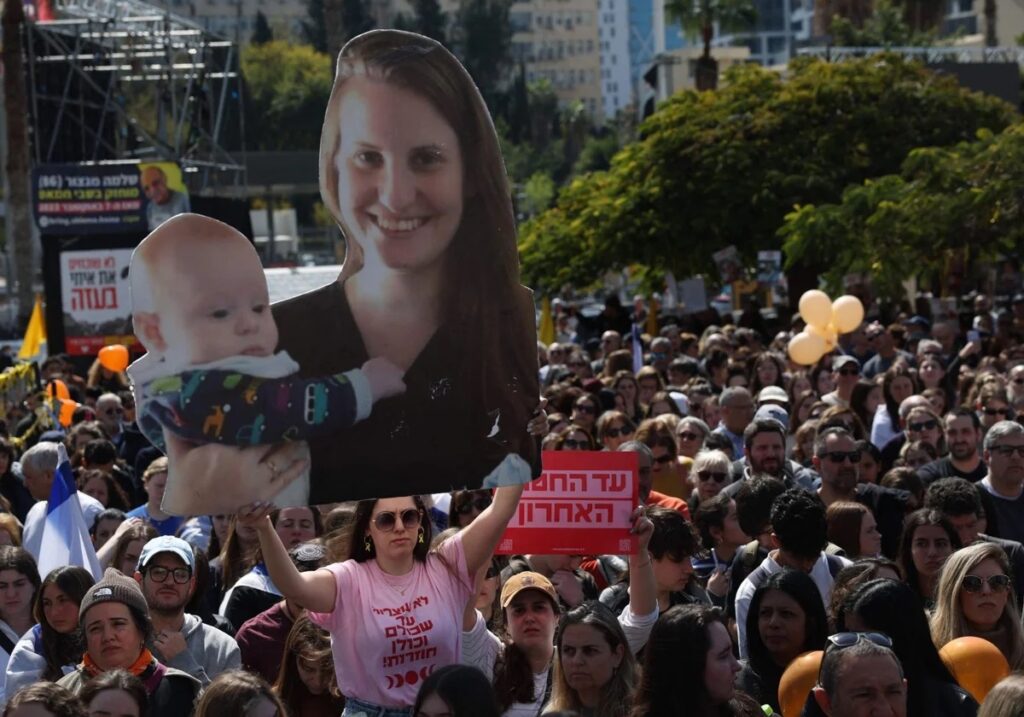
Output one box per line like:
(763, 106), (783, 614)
(308, 532), (474, 707)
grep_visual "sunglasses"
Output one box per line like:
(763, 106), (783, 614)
(697, 470), (728, 483)
(837, 367), (860, 376)
(990, 444), (1024, 458)
(654, 454), (674, 465)
(908, 419), (938, 432)
(678, 432), (702, 441)
(457, 496), (492, 515)
(823, 450), (861, 464)
(1013, 378), (1024, 385)
(372, 508), (423, 533)
(962, 574), (1010, 593)
(983, 407), (1010, 416)
(604, 426), (632, 438)
(562, 439), (590, 450)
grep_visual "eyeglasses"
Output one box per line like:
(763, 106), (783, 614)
(372, 508), (423, 532)
(562, 438), (590, 450)
(823, 450), (861, 464)
(678, 432), (702, 441)
(962, 574), (1011, 593)
(825, 632), (893, 651)
(697, 470), (728, 483)
(457, 496), (492, 515)
(983, 407), (1010, 416)
(837, 368), (860, 377)
(604, 426), (632, 438)
(145, 566), (192, 584)
(573, 404), (596, 414)
(990, 444), (1024, 458)
(908, 419), (938, 432)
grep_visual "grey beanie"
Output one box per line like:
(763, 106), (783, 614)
(79, 568), (150, 624)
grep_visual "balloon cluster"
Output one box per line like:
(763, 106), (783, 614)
(787, 291), (865, 366)
(47, 345), (130, 428)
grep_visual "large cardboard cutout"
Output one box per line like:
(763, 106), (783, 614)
(127, 30), (540, 514)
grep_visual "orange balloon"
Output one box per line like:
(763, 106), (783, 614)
(45, 379), (70, 402)
(98, 344), (129, 373)
(58, 399), (78, 428)
(939, 636), (1010, 703)
(778, 650), (823, 717)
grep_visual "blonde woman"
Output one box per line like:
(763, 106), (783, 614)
(930, 542), (1024, 670)
(978, 674), (1024, 717)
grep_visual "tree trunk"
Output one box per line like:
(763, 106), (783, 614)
(984, 0), (997, 46)
(696, 24), (718, 91)
(2, 0), (36, 327)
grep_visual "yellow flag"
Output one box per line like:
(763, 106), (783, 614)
(538, 297), (555, 345)
(18, 295), (46, 360)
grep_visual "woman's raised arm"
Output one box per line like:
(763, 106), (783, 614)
(236, 503), (338, 613)
(459, 483), (524, 576)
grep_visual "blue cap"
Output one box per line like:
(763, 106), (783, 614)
(137, 535), (195, 572)
(755, 404), (789, 431)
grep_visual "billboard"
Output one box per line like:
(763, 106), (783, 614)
(59, 249), (136, 355)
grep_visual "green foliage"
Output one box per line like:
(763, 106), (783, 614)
(454, 0), (512, 112)
(518, 55), (1016, 294)
(301, 0), (327, 52)
(829, 0), (934, 46)
(251, 11), (274, 45)
(521, 172), (556, 217)
(781, 124), (1024, 299)
(665, 0), (757, 52)
(241, 41), (334, 151)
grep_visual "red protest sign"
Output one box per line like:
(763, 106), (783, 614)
(495, 451), (639, 556)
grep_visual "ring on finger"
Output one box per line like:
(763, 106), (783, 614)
(266, 460), (280, 481)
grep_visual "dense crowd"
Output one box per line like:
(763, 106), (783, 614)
(0, 289), (1018, 716)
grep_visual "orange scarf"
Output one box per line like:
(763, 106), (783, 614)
(82, 647), (155, 678)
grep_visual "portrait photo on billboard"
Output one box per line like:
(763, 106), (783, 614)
(127, 30), (540, 515)
(140, 162), (190, 231)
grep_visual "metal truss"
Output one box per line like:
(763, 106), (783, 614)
(24, 0), (245, 192)
(797, 45), (1024, 63)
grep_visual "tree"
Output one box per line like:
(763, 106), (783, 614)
(781, 124), (1024, 299)
(251, 11), (274, 45)
(241, 42), (334, 151)
(340, 0), (375, 44)
(454, 0), (512, 113)
(2, 0), (34, 324)
(829, 0), (933, 46)
(302, 0), (327, 52)
(517, 55), (1016, 294)
(412, 0), (447, 43)
(664, 0), (757, 91)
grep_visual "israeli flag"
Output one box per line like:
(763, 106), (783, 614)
(632, 323), (644, 374)
(37, 444), (102, 580)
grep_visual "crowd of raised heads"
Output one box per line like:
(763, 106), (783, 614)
(0, 288), (1021, 715)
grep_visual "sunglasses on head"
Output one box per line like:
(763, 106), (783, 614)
(457, 496), (492, 515)
(823, 450), (861, 464)
(697, 470), (728, 483)
(908, 419), (938, 432)
(962, 574), (1010, 593)
(604, 426), (632, 438)
(825, 632), (893, 651)
(372, 508), (423, 532)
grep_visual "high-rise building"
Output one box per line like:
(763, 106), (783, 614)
(510, 0), (604, 121)
(598, 0), (632, 117)
(713, 0), (795, 67)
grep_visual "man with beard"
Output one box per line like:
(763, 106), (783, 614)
(918, 408), (987, 486)
(134, 536), (240, 685)
(723, 418), (818, 495)
(814, 427), (909, 559)
(979, 420), (1024, 544)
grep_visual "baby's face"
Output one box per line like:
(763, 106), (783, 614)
(155, 241), (278, 365)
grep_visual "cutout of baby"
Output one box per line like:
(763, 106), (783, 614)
(127, 213), (406, 514)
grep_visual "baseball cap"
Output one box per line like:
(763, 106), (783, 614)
(833, 355), (861, 371)
(500, 571), (558, 609)
(137, 535), (196, 572)
(755, 404), (789, 431)
(757, 386), (789, 406)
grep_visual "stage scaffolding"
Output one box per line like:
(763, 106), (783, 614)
(24, 0), (245, 192)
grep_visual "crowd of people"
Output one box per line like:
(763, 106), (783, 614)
(0, 289), (1018, 716)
